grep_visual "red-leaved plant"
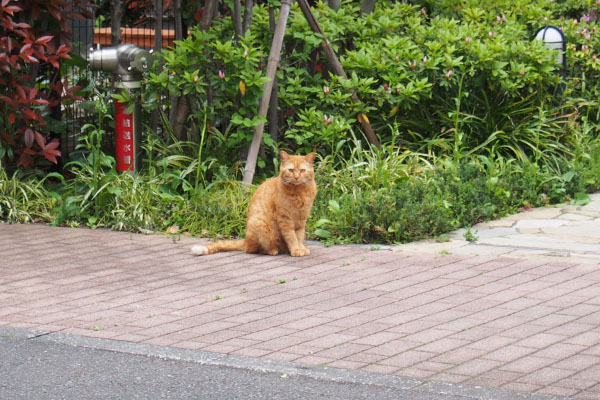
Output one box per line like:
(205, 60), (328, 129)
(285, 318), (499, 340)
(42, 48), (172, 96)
(0, 0), (94, 167)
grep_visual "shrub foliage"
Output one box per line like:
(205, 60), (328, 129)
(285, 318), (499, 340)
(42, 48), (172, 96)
(0, 0), (93, 167)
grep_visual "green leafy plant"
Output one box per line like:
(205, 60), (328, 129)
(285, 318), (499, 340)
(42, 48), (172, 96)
(463, 227), (479, 242)
(0, 0), (93, 167)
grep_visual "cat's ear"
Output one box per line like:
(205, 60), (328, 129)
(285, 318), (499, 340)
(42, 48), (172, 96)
(305, 151), (316, 164)
(280, 150), (290, 161)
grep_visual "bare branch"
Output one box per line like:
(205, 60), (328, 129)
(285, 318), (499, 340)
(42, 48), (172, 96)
(243, 0), (292, 184)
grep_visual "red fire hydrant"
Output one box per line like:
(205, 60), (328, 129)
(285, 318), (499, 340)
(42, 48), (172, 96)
(88, 44), (154, 172)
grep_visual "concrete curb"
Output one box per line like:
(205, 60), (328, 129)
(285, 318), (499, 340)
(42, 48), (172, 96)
(0, 326), (569, 400)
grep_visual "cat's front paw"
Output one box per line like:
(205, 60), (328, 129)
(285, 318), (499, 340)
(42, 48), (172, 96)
(291, 247), (310, 257)
(191, 245), (209, 255)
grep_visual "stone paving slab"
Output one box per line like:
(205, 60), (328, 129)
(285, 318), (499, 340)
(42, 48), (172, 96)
(1, 222), (600, 399)
(409, 197), (600, 264)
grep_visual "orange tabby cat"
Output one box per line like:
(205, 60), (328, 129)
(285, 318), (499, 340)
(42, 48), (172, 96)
(191, 150), (317, 257)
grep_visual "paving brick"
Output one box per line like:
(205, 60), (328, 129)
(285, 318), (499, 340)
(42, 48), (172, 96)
(429, 346), (488, 365)
(253, 335), (309, 352)
(501, 356), (557, 374)
(565, 330), (600, 347)
(449, 326), (502, 341)
(3, 222), (600, 399)
(552, 354), (600, 371)
(241, 327), (297, 342)
(569, 364), (600, 382)
(472, 368), (522, 385)
(402, 328), (454, 344)
(277, 316), (330, 331)
(327, 359), (368, 370)
(387, 318), (441, 335)
(517, 367), (576, 386)
(534, 386), (579, 397)
(220, 310), (273, 325)
(343, 351), (388, 364)
(482, 345), (538, 362)
(316, 306), (364, 320)
(534, 342), (588, 360)
(577, 390), (600, 400)
(313, 343), (371, 359)
(436, 290), (484, 306)
(554, 376), (599, 391)
(497, 322), (548, 338)
(559, 303), (600, 317)
(364, 339), (421, 357)
(500, 382), (542, 394)
(336, 319), (393, 335)
(416, 337), (471, 353)
(360, 363), (401, 375)
(530, 313), (579, 327)
(396, 368), (436, 379)
(294, 355), (335, 366)
(290, 324), (343, 340)
(412, 360), (453, 373)
(351, 331), (404, 346)
(428, 372), (470, 384)
(436, 317), (483, 332)
(373, 312), (426, 326)
(379, 350), (436, 368)
(462, 335), (515, 351)
(515, 333), (566, 349)
(302, 333), (356, 349)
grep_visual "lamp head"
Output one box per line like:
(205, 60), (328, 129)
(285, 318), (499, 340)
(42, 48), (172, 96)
(534, 26), (566, 69)
(88, 44), (155, 79)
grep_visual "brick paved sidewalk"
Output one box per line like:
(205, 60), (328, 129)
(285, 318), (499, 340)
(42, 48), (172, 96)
(1, 223), (600, 399)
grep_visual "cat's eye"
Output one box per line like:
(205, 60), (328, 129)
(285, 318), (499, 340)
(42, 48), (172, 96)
(300, 169), (306, 173)
(288, 168), (294, 173)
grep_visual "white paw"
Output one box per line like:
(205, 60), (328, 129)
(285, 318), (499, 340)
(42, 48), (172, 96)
(191, 245), (209, 255)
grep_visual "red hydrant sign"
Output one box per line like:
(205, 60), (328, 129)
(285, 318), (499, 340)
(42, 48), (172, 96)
(115, 101), (134, 171)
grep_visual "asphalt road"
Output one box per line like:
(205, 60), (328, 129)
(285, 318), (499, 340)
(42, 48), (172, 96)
(0, 327), (565, 400)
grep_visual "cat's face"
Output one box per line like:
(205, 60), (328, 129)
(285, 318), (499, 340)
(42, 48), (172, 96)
(279, 151), (316, 186)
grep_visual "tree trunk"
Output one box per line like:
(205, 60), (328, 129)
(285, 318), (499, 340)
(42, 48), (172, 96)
(242, 0), (254, 35)
(174, 0), (183, 39)
(360, 0), (377, 15)
(154, 0), (162, 50)
(267, 6), (279, 147)
(233, 0), (243, 39)
(296, 0), (380, 148)
(171, 0), (218, 141)
(150, 0), (163, 132)
(242, 0), (292, 185)
(200, 0), (218, 31)
(109, 0), (124, 45)
(327, 0), (341, 10)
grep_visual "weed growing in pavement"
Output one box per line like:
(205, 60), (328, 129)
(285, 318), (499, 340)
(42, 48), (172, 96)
(463, 227), (479, 242)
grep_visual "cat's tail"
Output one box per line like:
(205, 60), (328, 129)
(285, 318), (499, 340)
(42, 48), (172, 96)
(191, 239), (245, 256)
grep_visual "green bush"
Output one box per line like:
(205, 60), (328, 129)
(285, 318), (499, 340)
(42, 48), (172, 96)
(143, 0), (600, 174)
(309, 140), (600, 244)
